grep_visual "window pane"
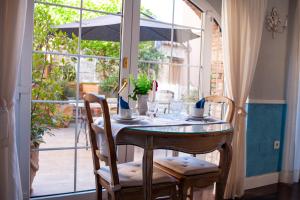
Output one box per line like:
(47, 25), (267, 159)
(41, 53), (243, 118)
(80, 12), (122, 58)
(174, 0), (202, 28)
(32, 102), (77, 149)
(31, 150), (75, 196)
(78, 57), (119, 109)
(83, 0), (122, 14)
(32, 54), (78, 101)
(76, 149), (95, 191)
(140, 0), (173, 24)
(33, 4), (79, 54)
(36, 0), (81, 8)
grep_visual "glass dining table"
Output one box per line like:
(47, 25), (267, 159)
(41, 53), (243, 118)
(99, 118), (234, 200)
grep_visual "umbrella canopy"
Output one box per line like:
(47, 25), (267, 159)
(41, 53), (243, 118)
(54, 15), (200, 43)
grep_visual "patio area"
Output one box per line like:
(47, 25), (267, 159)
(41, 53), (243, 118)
(31, 123), (95, 196)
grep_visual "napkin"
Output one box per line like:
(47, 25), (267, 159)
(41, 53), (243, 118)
(195, 98), (205, 109)
(119, 96), (130, 109)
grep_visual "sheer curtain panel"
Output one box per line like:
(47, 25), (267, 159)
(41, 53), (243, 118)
(221, 0), (267, 198)
(0, 0), (27, 199)
(280, 0), (300, 184)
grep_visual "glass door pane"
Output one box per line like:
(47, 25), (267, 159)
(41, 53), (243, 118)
(31, 0), (123, 196)
(134, 0), (204, 161)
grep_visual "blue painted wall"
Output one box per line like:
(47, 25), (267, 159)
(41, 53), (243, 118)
(246, 103), (286, 177)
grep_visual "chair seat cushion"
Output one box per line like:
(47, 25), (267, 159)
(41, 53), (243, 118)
(154, 156), (219, 176)
(97, 161), (176, 187)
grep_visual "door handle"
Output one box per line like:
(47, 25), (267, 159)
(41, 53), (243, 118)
(118, 78), (128, 94)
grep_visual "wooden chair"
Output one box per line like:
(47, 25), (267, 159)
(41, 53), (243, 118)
(154, 96), (235, 200)
(83, 93), (178, 200)
(204, 96), (235, 123)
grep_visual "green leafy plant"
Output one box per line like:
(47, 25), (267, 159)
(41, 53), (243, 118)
(129, 73), (153, 101)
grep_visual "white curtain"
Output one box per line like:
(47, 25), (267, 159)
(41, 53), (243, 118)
(0, 0), (27, 199)
(221, 0), (267, 198)
(280, 0), (300, 184)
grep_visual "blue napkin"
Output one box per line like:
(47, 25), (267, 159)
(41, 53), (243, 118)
(119, 96), (130, 109)
(195, 98), (205, 109)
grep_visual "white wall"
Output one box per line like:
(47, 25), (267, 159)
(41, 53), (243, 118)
(197, 0), (290, 101)
(250, 0), (289, 101)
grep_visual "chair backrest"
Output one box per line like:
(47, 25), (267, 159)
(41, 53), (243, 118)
(156, 90), (175, 113)
(204, 96), (235, 123)
(83, 93), (120, 186)
(156, 90), (174, 102)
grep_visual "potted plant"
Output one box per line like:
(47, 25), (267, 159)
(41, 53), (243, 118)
(129, 73), (153, 115)
(30, 102), (55, 194)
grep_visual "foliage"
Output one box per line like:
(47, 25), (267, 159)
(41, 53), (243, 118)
(129, 73), (153, 100)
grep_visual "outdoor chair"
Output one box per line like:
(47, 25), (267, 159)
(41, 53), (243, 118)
(83, 93), (178, 200)
(156, 90), (175, 114)
(154, 96), (235, 200)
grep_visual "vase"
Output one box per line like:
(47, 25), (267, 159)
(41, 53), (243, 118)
(137, 94), (149, 115)
(30, 144), (40, 194)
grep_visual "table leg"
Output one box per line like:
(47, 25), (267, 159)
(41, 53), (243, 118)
(143, 136), (153, 200)
(216, 142), (232, 200)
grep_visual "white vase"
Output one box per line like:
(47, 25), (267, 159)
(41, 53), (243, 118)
(137, 94), (148, 115)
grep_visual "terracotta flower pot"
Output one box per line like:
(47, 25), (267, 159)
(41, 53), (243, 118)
(30, 144), (39, 194)
(137, 94), (149, 115)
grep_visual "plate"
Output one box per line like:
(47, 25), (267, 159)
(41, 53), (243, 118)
(190, 115), (204, 119)
(187, 115), (207, 121)
(112, 115), (143, 123)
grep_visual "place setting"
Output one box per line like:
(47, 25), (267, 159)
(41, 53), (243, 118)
(185, 98), (219, 124)
(112, 97), (145, 124)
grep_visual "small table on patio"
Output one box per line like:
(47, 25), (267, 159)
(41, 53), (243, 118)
(93, 117), (233, 200)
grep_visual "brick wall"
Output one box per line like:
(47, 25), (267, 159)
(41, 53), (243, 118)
(210, 21), (224, 96)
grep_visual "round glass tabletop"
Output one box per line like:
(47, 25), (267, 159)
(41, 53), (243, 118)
(127, 123), (233, 135)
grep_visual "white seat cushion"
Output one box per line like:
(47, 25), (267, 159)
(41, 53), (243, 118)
(97, 161), (176, 187)
(155, 156), (219, 176)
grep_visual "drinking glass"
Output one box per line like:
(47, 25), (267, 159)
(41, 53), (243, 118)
(147, 101), (158, 119)
(170, 100), (183, 114)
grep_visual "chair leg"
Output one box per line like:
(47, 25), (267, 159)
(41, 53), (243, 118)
(84, 119), (88, 150)
(96, 182), (102, 200)
(171, 185), (179, 200)
(112, 191), (121, 200)
(215, 182), (225, 200)
(178, 183), (189, 200)
(188, 186), (194, 200)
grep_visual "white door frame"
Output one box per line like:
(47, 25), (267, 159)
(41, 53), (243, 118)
(118, 0), (141, 163)
(17, 0), (34, 199)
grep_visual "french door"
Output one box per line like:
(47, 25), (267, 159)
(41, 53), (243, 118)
(17, 0), (212, 199)
(19, 0), (141, 198)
